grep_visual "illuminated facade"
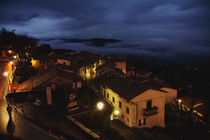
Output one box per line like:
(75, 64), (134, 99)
(102, 87), (166, 128)
(55, 58), (71, 66)
(79, 59), (104, 80)
(31, 58), (40, 69)
(92, 77), (176, 128)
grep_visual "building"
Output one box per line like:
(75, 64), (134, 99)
(95, 64), (125, 78)
(160, 87), (177, 103)
(76, 51), (104, 80)
(54, 56), (71, 66)
(16, 69), (82, 92)
(31, 57), (41, 69)
(103, 55), (127, 74)
(178, 96), (208, 124)
(92, 76), (175, 128)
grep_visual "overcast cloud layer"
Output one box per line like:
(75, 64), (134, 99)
(0, 0), (210, 60)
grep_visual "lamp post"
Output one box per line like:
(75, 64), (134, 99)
(3, 71), (11, 93)
(97, 102), (104, 111)
(178, 99), (182, 111)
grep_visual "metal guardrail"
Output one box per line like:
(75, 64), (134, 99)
(66, 115), (100, 139)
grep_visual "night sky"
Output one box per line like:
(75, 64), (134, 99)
(1, 0), (210, 61)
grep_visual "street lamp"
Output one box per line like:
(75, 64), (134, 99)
(114, 109), (120, 115)
(9, 61), (13, 65)
(178, 99), (182, 111)
(3, 71), (11, 93)
(3, 72), (8, 77)
(8, 50), (12, 54)
(97, 102), (104, 110)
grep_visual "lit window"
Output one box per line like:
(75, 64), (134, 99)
(119, 101), (122, 108)
(112, 97), (115, 103)
(139, 118), (146, 126)
(126, 107), (129, 114)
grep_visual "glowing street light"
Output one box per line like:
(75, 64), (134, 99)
(13, 55), (17, 59)
(8, 50), (12, 54)
(178, 99), (182, 103)
(114, 110), (120, 115)
(3, 72), (8, 77)
(97, 102), (104, 110)
(9, 61), (13, 64)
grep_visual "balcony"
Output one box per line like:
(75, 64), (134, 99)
(143, 106), (158, 116)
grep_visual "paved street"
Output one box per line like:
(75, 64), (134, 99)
(0, 60), (56, 140)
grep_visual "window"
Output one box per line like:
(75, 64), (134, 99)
(121, 114), (124, 118)
(139, 119), (146, 126)
(143, 118), (146, 125)
(127, 118), (129, 122)
(147, 100), (152, 110)
(126, 107), (129, 114)
(107, 93), (109, 99)
(139, 120), (142, 126)
(112, 97), (115, 103)
(119, 101), (122, 108)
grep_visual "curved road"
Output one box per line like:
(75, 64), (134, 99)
(0, 60), (56, 140)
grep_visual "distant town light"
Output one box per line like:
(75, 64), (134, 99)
(178, 99), (182, 103)
(97, 102), (104, 110)
(3, 72), (8, 77)
(13, 55), (17, 59)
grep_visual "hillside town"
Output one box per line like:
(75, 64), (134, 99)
(0, 46), (209, 140)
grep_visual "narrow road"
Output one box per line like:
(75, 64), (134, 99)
(0, 60), (56, 140)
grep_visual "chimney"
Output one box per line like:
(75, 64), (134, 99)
(46, 87), (52, 105)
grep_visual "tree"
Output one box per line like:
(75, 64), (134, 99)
(0, 28), (38, 58)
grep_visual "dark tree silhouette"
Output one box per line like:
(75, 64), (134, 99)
(0, 28), (38, 58)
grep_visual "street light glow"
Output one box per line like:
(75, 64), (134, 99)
(8, 50), (12, 54)
(178, 99), (182, 103)
(114, 110), (120, 115)
(97, 102), (104, 110)
(3, 72), (8, 77)
(13, 55), (17, 59)
(9, 61), (13, 64)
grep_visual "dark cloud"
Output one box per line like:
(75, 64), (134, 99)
(13, 13), (40, 22)
(0, 0), (209, 58)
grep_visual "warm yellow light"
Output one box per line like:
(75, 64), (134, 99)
(9, 61), (13, 64)
(97, 102), (104, 110)
(8, 50), (12, 54)
(13, 55), (17, 59)
(178, 99), (182, 103)
(3, 72), (8, 77)
(114, 110), (120, 115)
(86, 73), (90, 79)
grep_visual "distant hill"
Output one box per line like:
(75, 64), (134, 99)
(60, 38), (121, 46)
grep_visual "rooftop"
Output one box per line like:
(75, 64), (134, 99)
(93, 76), (165, 101)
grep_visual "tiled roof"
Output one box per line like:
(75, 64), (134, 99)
(93, 76), (164, 101)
